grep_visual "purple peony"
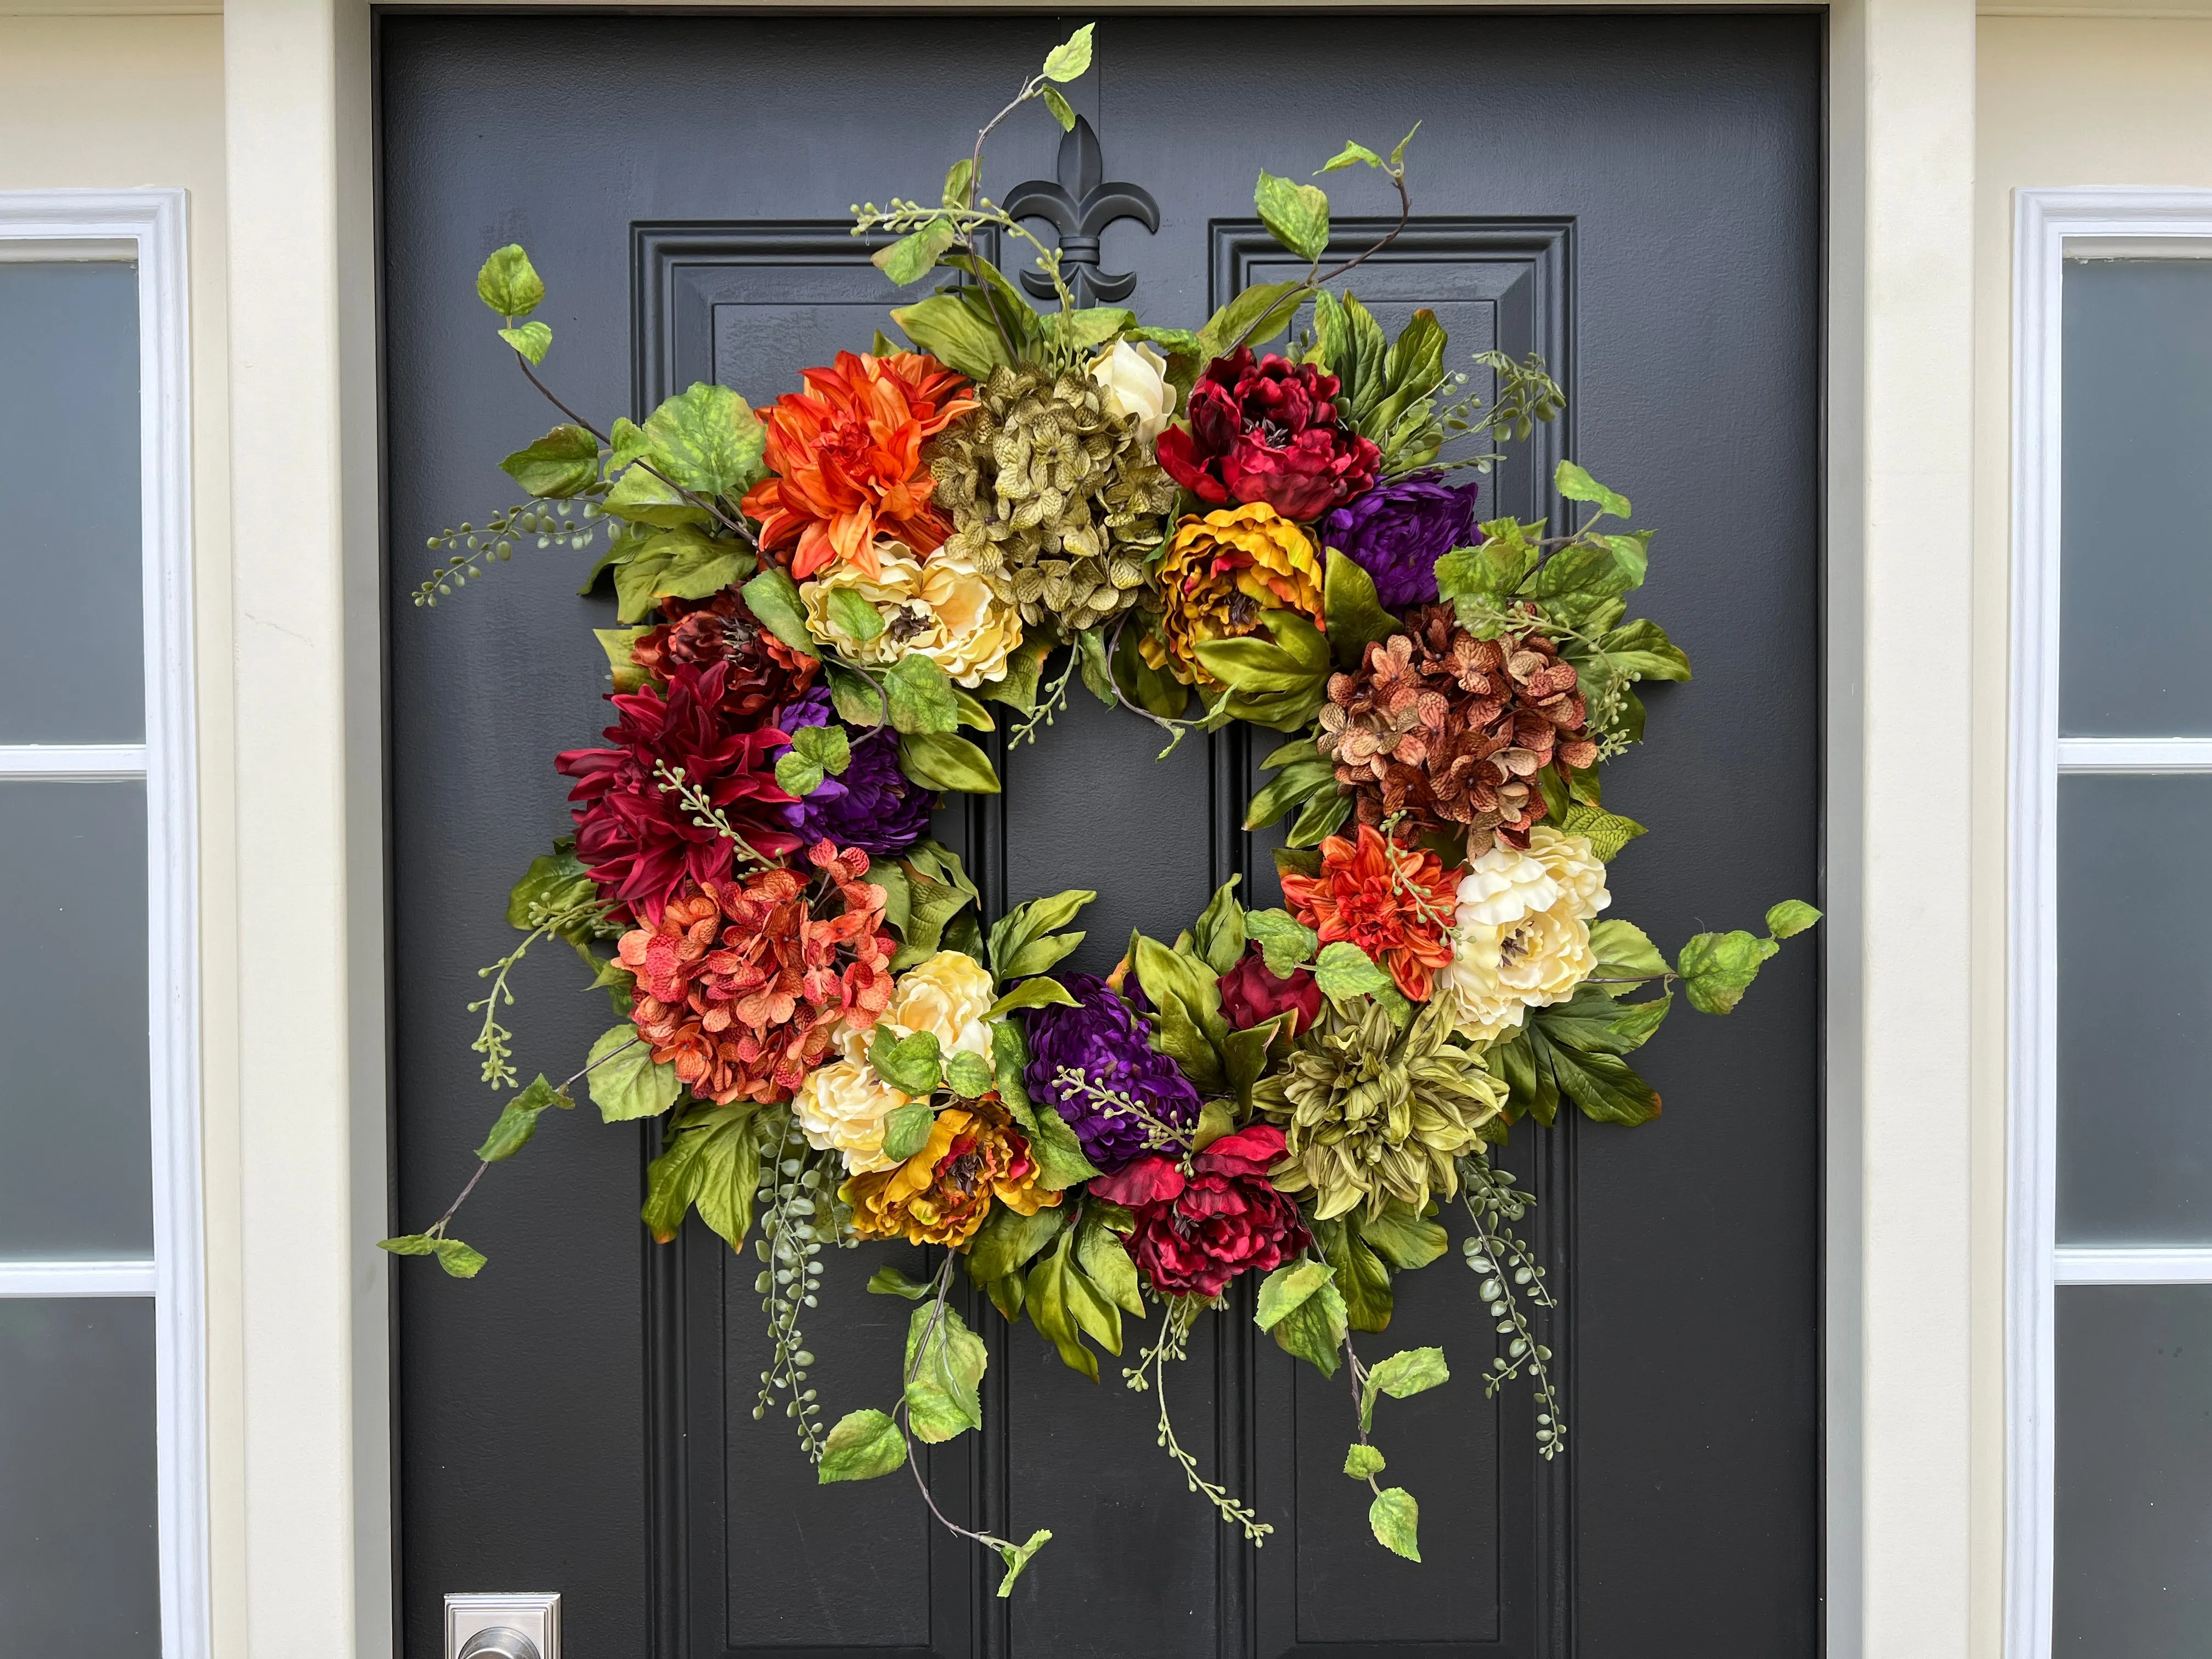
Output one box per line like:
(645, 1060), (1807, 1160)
(1318, 470), (1482, 610)
(770, 687), (933, 856)
(1023, 973), (1202, 1174)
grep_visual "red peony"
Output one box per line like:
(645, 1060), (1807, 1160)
(1155, 348), (1381, 522)
(617, 842), (896, 1105)
(630, 586), (819, 721)
(554, 660), (802, 923)
(1217, 945), (1324, 1037)
(1090, 1124), (1310, 1300)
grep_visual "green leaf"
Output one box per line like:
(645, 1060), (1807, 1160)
(899, 731), (1000, 794)
(475, 1074), (566, 1161)
(1369, 1487), (1420, 1561)
(775, 753), (825, 797)
(498, 321), (552, 364)
(1766, 899), (1822, 939)
(643, 381), (767, 500)
(1041, 84), (1077, 132)
(1344, 1443), (1387, 1477)
(905, 1301), (989, 1443)
(1313, 940), (1393, 1002)
(607, 416), (652, 469)
(1255, 171), (1331, 263)
(1244, 909), (1319, 977)
(1389, 122), (1421, 170)
(989, 889), (1096, 983)
(1555, 800), (1646, 863)
(1314, 1216), (1393, 1333)
(595, 625), (651, 693)
(875, 217), (958, 286)
(641, 1104), (759, 1245)
(1192, 878), (1247, 975)
(1322, 548), (1399, 670)
(1372, 309), (1448, 438)
(1270, 1273), (1348, 1376)
(1593, 617), (1692, 682)
(1534, 985), (1672, 1057)
(1318, 140), (1383, 173)
(601, 461), (708, 531)
(985, 638), (1052, 713)
(1588, 918), (1668, 981)
(1316, 290), (1390, 430)
(995, 1529), (1052, 1598)
(823, 662), (884, 726)
(966, 1200), (1071, 1284)
(500, 424), (600, 498)
(1255, 1259), (1336, 1331)
(879, 1100), (935, 1164)
(476, 244), (544, 317)
(994, 1020), (1098, 1190)
(1555, 459), (1630, 520)
(1358, 1204), (1449, 1271)
(506, 844), (598, 932)
(1677, 928), (1780, 1016)
(868, 1266), (934, 1299)
(1361, 1346), (1449, 1432)
(1075, 1211), (1146, 1316)
(1287, 787), (1353, 849)
(380, 1232), (487, 1278)
(817, 1408), (908, 1483)
(791, 724), (850, 776)
(890, 293), (1010, 380)
(985, 978), (1079, 1020)
(586, 1023), (680, 1122)
(945, 1049), (996, 1098)
(740, 568), (818, 657)
(1546, 1041), (1662, 1126)
(943, 158), (976, 212)
(1040, 21), (1093, 80)
(1197, 280), (1307, 362)
(611, 525), (754, 622)
(950, 687), (995, 732)
(1025, 1224), (1102, 1381)
(871, 1026), (944, 1097)
(1244, 759), (1333, 832)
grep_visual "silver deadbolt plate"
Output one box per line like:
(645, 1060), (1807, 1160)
(445, 1592), (560, 1659)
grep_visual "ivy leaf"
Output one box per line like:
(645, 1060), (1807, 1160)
(1040, 21), (1094, 81)
(1767, 899), (1822, 939)
(871, 1027), (944, 1097)
(1323, 549), (1398, 670)
(899, 731), (1001, 794)
(985, 978), (1079, 1020)
(1255, 171), (1331, 263)
(586, 1023), (680, 1122)
(817, 1408), (908, 1484)
(476, 243), (544, 317)
(1244, 909), (1319, 977)
(1344, 1443), (1387, 1477)
(1318, 140), (1383, 174)
(499, 424), (600, 498)
(642, 382), (766, 500)
(868, 1266), (934, 1300)
(1360, 1346), (1449, 1432)
(1313, 940), (1393, 1002)
(474, 1074), (567, 1162)
(995, 1530), (1053, 1598)
(496, 321), (553, 364)
(904, 1301), (989, 1443)
(1555, 459), (1630, 520)
(739, 568), (819, 657)
(1369, 1488), (1421, 1561)
(1041, 84), (1078, 132)
(875, 216), (958, 286)
(1677, 928), (1779, 1016)
(945, 1049), (996, 1099)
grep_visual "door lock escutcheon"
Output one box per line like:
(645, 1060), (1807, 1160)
(445, 1592), (560, 1659)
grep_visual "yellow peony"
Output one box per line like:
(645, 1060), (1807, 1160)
(840, 1102), (1059, 1247)
(1142, 503), (1325, 688)
(1437, 828), (1610, 1043)
(799, 537), (1024, 687)
(879, 949), (997, 1061)
(792, 1058), (908, 1174)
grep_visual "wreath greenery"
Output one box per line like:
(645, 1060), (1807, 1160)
(385, 24), (1817, 1590)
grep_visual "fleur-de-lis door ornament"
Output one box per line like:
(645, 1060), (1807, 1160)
(1004, 114), (1161, 306)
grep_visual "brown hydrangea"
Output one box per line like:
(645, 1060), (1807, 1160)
(1317, 605), (1599, 852)
(926, 364), (1179, 632)
(630, 586), (818, 721)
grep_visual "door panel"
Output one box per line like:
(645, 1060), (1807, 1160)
(381, 14), (1820, 1657)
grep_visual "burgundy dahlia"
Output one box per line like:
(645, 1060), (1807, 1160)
(1022, 973), (1201, 1174)
(770, 687), (933, 857)
(554, 660), (801, 923)
(1216, 945), (1324, 1038)
(1089, 1124), (1309, 1300)
(1319, 471), (1482, 610)
(1156, 348), (1381, 522)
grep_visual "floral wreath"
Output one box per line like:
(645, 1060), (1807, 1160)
(385, 25), (1816, 1590)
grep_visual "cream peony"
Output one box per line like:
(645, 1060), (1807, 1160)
(879, 949), (997, 1061)
(1437, 828), (1611, 1043)
(793, 1058), (908, 1174)
(800, 538), (1024, 687)
(1088, 338), (1177, 446)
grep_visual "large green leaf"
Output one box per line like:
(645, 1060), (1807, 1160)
(905, 1301), (988, 1443)
(817, 1408), (908, 1483)
(740, 568), (817, 657)
(885, 652), (959, 736)
(898, 732), (1001, 794)
(641, 382), (766, 499)
(1041, 21), (1093, 80)
(1369, 1487), (1421, 1561)
(992, 1019), (1098, 1190)
(1313, 1216), (1394, 1333)
(602, 460), (709, 531)
(641, 1104), (759, 1246)
(476, 244), (544, 317)
(1197, 280), (1306, 362)
(1322, 549), (1398, 670)
(1357, 1204), (1449, 1272)
(966, 1200), (1071, 1285)
(989, 889), (1095, 983)
(891, 293), (1007, 379)
(506, 844), (597, 932)
(586, 1023), (680, 1122)
(1255, 171), (1331, 262)
(499, 424), (600, 498)
(1545, 1041), (1661, 1126)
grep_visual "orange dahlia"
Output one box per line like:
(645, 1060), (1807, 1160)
(616, 840), (895, 1105)
(839, 1099), (1059, 1248)
(739, 351), (978, 580)
(1279, 824), (1459, 1002)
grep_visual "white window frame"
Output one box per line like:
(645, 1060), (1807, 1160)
(2007, 186), (2212, 1659)
(0, 189), (204, 1659)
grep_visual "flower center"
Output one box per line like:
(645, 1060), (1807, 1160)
(821, 415), (873, 470)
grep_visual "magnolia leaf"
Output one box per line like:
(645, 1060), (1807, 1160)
(1314, 1215), (1393, 1333)
(476, 244), (544, 317)
(1192, 878), (1247, 975)
(1244, 909), (1319, 977)
(899, 731), (1000, 794)
(1041, 84), (1077, 132)
(876, 217), (958, 286)
(1323, 549), (1398, 670)
(1313, 940), (1393, 1002)
(890, 293), (1007, 379)
(1255, 171), (1331, 263)
(1767, 899), (1822, 939)
(992, 1020), (1098, 1189)
(497, 321), (553, 364)
(1555, 459), (1630, 520)
(945, 1049), (996, 1099)
(1075, 1212), (1146, 1316)
(1040, 21), (1093, 81)
(1534, 986), (1672, 1057)
(740, 568), (819, 657)
(594, 626), (651, 693)
(1344, 1443), (1387, 1478)
(1369, 1487), (1421, 1561)
(586, 1024), (680, 1122)
(641, 1105), (758, 1246)
(868, 1265), (934, 1299)
(817, 1408), (908, 1483)
(1360, 1346), (1449, 1432)
(995, 1529), (1053, 1598)
(1286, 787), (1354, 848)
(1025, 1226), (1101, 1381)
(1191, 1099), (1235, 1151)
(1319, 140), (1383, 173)
(905, 1301), (988, 1443)
(985, 978), (1079, 1020)
(871, 1027), (944, 1097)
(989, 889), (1094, 983)
(500, 424), (600, 498)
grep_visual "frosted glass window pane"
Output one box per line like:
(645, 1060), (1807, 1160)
(0, 262), (142, 743)
(2056, 1284), (2212, 1655)
(0, 780), (151, 1257)
(2061, 259), (2212, 736)
(0, 1298), (159, 1658)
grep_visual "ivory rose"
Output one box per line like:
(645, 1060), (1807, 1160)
(878, 949), (997, 1061)
(792, 1057), (908, 1173)
(1088, 338), (1177, 446)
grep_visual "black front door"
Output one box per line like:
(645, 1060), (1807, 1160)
(380, 14), (1821, 1657)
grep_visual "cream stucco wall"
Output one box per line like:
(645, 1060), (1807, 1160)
(0, 14), (240, 1659)
(1974, 19), (2212, 1656)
